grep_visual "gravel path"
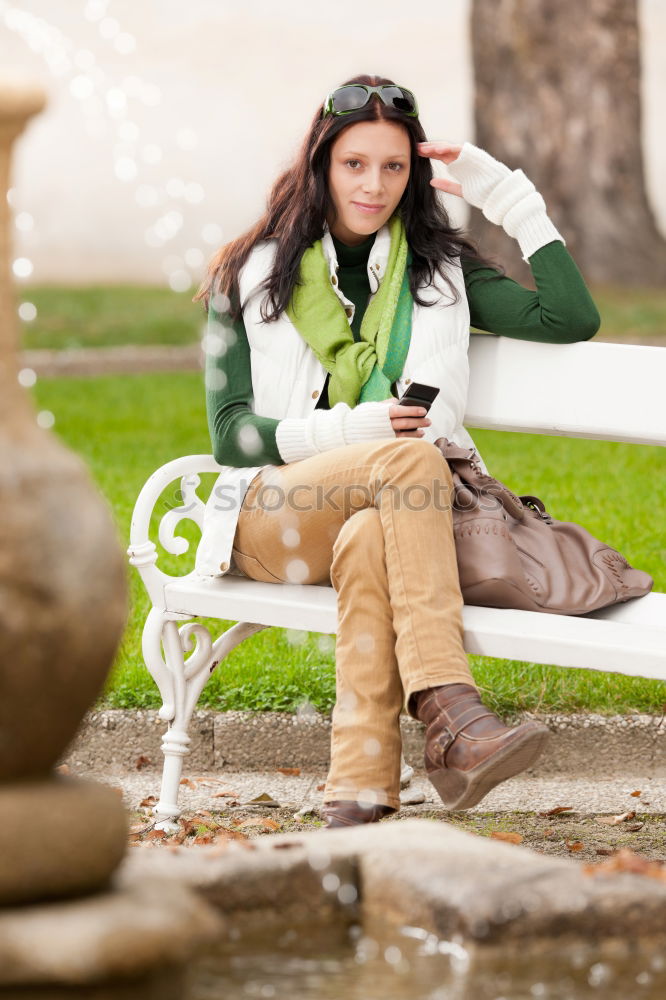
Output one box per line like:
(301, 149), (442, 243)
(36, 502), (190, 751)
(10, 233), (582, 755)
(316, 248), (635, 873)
(72, 764), (666, 864)
(84, 766), (665, 818)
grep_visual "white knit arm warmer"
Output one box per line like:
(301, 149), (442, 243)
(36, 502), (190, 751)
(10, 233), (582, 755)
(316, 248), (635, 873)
(446, 142), (565, 261)
(275, 398), (396, 464)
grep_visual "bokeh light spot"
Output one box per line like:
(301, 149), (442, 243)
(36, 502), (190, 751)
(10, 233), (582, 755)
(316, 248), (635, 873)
(37, 410), (55, 429)
(18, 301), (37, 322)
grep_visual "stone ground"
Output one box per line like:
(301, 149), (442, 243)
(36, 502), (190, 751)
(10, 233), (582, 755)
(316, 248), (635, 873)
(67, 763), (666, 866)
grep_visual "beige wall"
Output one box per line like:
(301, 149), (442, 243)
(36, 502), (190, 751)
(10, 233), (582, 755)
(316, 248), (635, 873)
(2, 0), (665, 287)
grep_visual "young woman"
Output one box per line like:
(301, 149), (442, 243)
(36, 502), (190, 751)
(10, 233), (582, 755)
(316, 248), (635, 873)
(193, 75), (600, 828)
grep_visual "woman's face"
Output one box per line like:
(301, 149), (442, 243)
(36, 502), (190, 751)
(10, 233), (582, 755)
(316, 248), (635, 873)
(326, 119), (411, 246)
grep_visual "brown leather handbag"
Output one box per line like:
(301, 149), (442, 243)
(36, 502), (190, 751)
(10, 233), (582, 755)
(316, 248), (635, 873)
(434, 438), (653, 616)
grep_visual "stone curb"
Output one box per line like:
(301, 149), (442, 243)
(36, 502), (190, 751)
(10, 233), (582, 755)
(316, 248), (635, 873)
(20, 343), (202, 378)
(63, 708), (666, 778)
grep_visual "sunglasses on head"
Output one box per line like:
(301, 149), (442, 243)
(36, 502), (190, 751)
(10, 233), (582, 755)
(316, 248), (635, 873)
(322, 84), (419, 119)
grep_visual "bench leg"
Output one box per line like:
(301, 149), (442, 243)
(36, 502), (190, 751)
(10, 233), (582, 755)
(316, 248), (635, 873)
(141, 609), (269, 830)
(154, 725), (190, 832)
(142, 609), (411, 823)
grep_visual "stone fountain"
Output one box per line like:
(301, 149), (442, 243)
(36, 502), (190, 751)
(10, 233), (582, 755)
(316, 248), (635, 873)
(0, 75), (220, 998)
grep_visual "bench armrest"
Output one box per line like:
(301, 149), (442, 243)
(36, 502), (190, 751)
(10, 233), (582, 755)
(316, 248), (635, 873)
(127, 455), (223, 608)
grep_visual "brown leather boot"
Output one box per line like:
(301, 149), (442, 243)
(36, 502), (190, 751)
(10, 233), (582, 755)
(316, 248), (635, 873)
(411, 683), (550, 810)
(322, 801), (395, 829)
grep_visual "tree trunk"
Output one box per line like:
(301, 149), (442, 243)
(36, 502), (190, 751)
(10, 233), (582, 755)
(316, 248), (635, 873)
(469, 0), (666, 286)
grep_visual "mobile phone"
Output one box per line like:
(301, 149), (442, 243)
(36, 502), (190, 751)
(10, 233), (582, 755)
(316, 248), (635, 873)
(397, 381), (440, 411)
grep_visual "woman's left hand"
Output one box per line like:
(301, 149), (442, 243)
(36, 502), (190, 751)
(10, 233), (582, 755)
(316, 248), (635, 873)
(417, 142), (464, 198)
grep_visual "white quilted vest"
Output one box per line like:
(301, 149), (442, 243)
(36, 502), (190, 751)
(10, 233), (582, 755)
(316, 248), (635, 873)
(195, 224), (484, 577)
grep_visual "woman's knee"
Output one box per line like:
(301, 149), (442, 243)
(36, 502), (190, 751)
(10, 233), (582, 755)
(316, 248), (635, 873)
(330, 508), (382, 582)
(376, 436), (453, 487)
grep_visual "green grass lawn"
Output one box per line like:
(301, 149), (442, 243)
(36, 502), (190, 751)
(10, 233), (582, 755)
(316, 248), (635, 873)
(29, 370), (666, 717)
(20, 285), (206, 350)
(18, 282), (666, 350)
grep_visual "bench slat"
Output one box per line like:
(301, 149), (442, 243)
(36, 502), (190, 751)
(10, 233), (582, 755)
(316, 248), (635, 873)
(462, 605), (665, 680)
(164, 577), (666, 682)
(466, 337), (666, 446)
(166, 575), (339, 634)
(584, 591), (666, 626)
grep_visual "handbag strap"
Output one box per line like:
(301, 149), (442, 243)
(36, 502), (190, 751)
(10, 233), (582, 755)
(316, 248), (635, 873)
(519, 495), (554, 524)
(435, 437), (526, 521)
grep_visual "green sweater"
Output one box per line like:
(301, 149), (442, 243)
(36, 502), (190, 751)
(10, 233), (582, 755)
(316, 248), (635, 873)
(205, 240), (600, 467)
(330, 232), (376, 341)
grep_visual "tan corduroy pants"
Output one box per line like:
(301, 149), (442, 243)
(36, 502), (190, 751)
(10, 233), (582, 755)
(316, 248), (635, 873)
(231, 436), (477, 810)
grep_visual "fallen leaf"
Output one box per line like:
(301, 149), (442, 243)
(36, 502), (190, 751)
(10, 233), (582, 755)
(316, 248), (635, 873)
(596, 848), (616, 856)
(276, 767), (301, 776)
(245, 792), (280, 808)
(187, 815), (221, 833)
(566, 840), (585, 852)
(171, 825), (191, 844)
(490, 831), (523, 844)
(128, 823), (152, 841)
(595, 811), (636, 826)
(187, 776), (238, 790)
(180, 777), (196, 788)
(212, 790), (240, 798)
(238, 817), (280, 831)
(316, 783), (326, 792)
(537, 805), (574, 817)
(203, 836), (253, 857)
(543, 828), (557, 839)
(193, 832), (215, 845)
(626, 823), (645, 832)
(177, 819), (198, 836)
(139, 795), (156, 808)
(56, 764), (71, 775)
(630, 790), (642, 797)
(134, 755), (152, 770)
(145, 829), (166, 842)
(214, 827), (250, 843)
(583, 848), (666, 883)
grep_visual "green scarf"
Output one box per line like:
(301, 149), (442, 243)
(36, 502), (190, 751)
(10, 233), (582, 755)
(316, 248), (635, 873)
(286, 215), (412, 407)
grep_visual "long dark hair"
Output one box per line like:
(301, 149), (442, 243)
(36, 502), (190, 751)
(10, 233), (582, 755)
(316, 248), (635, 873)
(193, 74), (502, 320)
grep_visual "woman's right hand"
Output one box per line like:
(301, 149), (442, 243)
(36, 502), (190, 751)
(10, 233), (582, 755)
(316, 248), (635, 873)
(388, 399), (431, 437)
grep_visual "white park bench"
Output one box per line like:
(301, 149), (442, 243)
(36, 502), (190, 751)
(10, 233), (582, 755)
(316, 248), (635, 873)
(127, 335), (666, 831)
